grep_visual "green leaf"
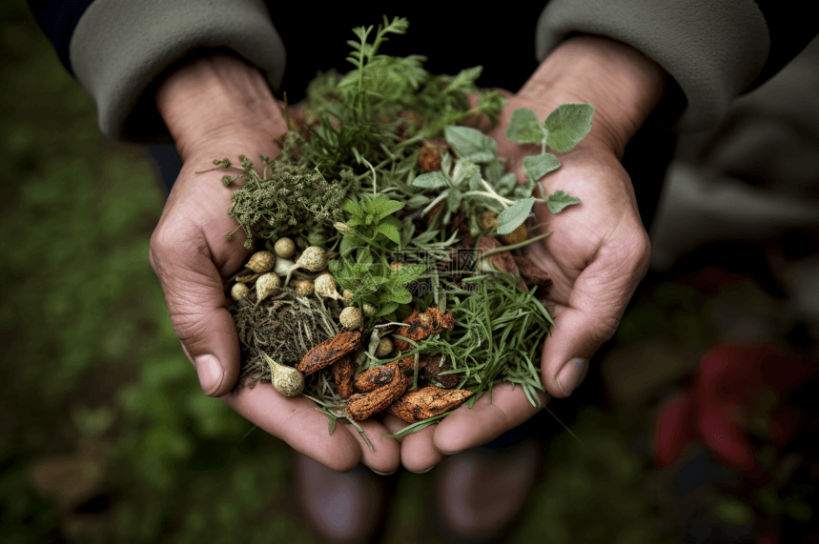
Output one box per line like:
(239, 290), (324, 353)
(412, 171), (449, 189)
(381, 287), (413, 304)
(376, 302), (400, 317)
(444, 126), (497, 163)
(328, 415), (336, 435)
(374, 222), (401, 244)
(505, 108), (545, 144)
(357, 247), (374, 264)
(544, 103), (594, 153)
(468, 172), (483, 192)
(339, 235), (364, 257)
(406, 194), (431, 208)
(546, 190), (581, 214)
(447, 188), (463, 211)
(496, 197), (535, 235)
(495, 173), (518, 195)
(522, 153), (560, 182)
(443, 66), (482, 94)
(483, 158), (505, 183)
(342, 199), (364, 218)
(373, 199), (404, 222)
(412, 230), (440, 244)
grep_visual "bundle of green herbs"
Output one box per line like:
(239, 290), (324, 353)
(213, 16), (594, 445)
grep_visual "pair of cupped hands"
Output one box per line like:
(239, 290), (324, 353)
(149, 36), (664, 474)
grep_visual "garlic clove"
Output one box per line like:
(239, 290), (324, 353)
(262, 352), (304, 397)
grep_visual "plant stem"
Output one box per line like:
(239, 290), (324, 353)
(422, 190), (449, 215)
(480, 231), (552, 258)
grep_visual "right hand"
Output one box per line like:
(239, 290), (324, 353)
(150, 52), (400, 474)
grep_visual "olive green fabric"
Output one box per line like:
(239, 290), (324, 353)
(535, 0), (771, 132)
(70, 0), (285, 144)
(71, 0), (771, 142)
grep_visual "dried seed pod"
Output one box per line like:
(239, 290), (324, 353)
(332, 355), (354, 399)
(314, 272), (343, 301)
(392, 307), (455, 353)
(231, 282), (250, 301)
(479, 209), (499, 231)
(417, 142), (442, 172)
(354, 363), (397, 393)
(262, 352), (304, 397)
(375, 337), (393, 358)
(296, 330), (361, 376)
(512, 255), (552, 288)
(386, 386), (473, 423)
(346, 364), (409, 421)
(340, 307), (363, 330)
(296, 280), (314, 297)
(273, 237), (295, 259)
(246, 251), (276, 273)
(334, 222), (354, 235)
(255, 273), (281, 303)
(499, 223), (527, 246)
(284, 246), (329, 285)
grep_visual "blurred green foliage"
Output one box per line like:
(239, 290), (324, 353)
(0, 2), (687, 542)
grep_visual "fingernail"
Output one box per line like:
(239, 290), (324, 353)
(556, 357), (588, 397)
(371, 469), (398, 476)
(196, 354), (224, 396)
(408, 466), (435, 474)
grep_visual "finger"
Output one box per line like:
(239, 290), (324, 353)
(222, 381), (362, 472)
(539, 231), (650, 398)
(339, 418), (400, 475)
(433, 383), (548, 454)
(382, 414), (446, 473)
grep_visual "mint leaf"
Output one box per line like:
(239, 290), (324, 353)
(483, 158), (505, 183)
(412, 171), (449, 189)
(546, 190), (581, 214)
(495, 173), (517, 195)
(342, 199), (364, 218)
(444, 126), (497, 163)
(505, 108), (544, 144)
(357, 247), (374, 265)
(544, 103), (594, 153)
(375, 222), (401, 244)
(373, 199), (404, 222)
(496, 197), (535, 235)
(522, 153), (560, 182)
(339, 235), (364, 257)
(376, 302), (400, 317)
(468, 172), (483, 192)
(381, 287), (413, 304)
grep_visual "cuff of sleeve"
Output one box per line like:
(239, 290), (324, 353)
(70, 0), (285, 144)
(534, 0), (770, 132)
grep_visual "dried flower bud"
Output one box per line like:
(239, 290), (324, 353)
(340, 307), (364, 330)
(296, 280), (314, 297)
(363, 304), (376, 316)
(498, 223), (527, 245)
(256, 273), (281, 303)
(273, 237), (295, 259)
(342, 289), (354, 303)
(479, 209), (499, 231)
(314, 273), (342, 300)
(376, 337), (393, 358)
(389, 261), (405, 272)
(417, 142), (441, 172)
(285, 246), (329, 285)
(247, 251), (276, 273)
(231, 282), (249, 301)
(334, 222), (354, 235)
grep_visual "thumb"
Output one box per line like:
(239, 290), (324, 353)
(150, 219), (247, 397)
(540, 241), (648, 398)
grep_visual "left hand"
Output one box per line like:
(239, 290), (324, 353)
(383, 35), (667, 472)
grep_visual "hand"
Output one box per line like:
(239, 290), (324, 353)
(383, 35), (667, 471)
(149, 52), (400, 474)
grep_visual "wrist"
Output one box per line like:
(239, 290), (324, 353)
(518, 35), (667, 158)
(155, 50), (287, 162)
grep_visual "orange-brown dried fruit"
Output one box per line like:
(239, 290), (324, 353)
(296, 330), (361, 376)
(513, 255), (552, 289)
(392, 307), (455, 353)
(353, 363), (397, 393)
(477, 236), (528, 291)
(499, 223), (528, 246)
(332, 355), (354, 399)
(346, 363), (409, 421)
(386, 386), (473, 423)
(421, 355), (459, 389)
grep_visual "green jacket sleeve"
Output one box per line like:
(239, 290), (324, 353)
(533, 0), (771, 132)
(69, 0), (285, 144)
